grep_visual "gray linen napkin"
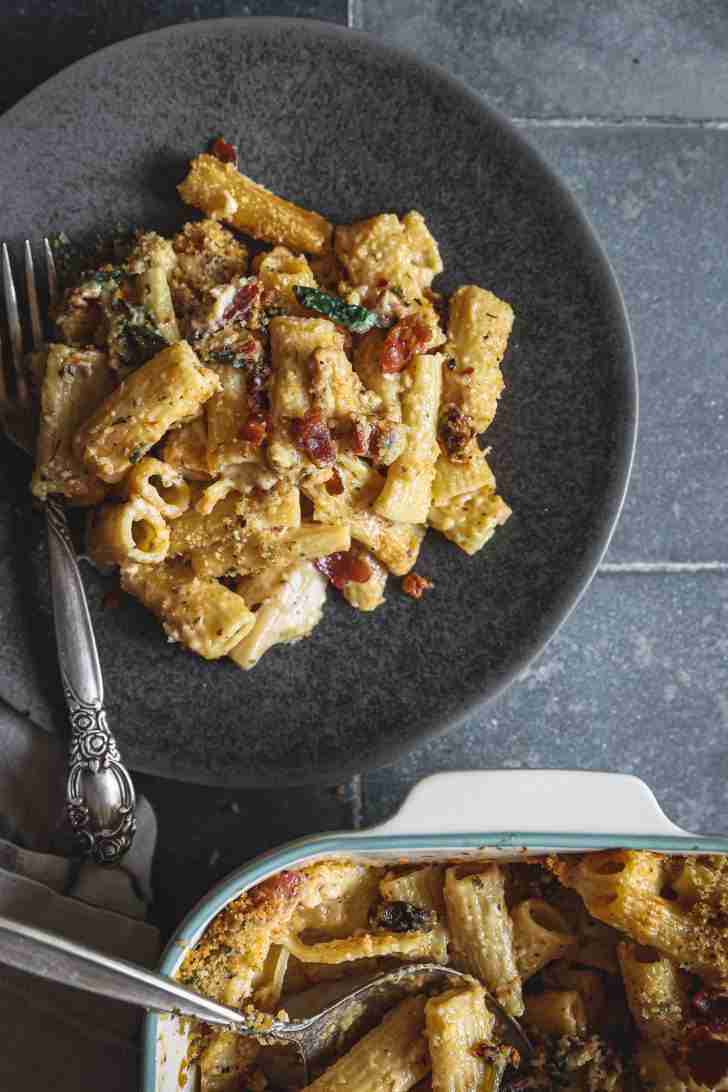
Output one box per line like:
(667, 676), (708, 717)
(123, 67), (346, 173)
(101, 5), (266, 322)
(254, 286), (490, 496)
(0, 700), (160, 1091)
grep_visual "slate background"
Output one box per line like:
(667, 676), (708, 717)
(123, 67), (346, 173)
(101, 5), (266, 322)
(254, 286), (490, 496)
(1, 0), (726, 936)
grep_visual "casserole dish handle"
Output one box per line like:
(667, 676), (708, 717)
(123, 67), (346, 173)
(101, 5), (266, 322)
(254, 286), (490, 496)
(367, 770), (689, 837)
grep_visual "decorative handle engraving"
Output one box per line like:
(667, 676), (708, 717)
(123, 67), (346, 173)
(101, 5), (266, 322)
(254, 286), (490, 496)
(45, 497), (136, 865)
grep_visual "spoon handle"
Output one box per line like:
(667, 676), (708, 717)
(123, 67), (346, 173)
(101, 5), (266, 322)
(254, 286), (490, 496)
(0, 912), (246, 1029)
(46, 497), (136, 864)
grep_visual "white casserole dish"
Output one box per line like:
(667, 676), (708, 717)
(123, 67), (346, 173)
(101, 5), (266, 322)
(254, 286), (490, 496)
(143, 769), (727, 1091)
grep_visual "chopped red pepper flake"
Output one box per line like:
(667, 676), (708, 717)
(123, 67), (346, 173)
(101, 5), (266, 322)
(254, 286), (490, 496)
(291, 410), (336, 467)
(315, 550), (371, 589)
(325, 468), (345, 495)
(380, 314), (431, 374)
(210, 136), (239, 167)
(402, 572), (433, 600)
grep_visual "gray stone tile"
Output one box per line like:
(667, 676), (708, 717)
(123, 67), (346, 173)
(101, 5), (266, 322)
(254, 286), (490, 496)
(361, 572), (728, 836)
(133, 773), (357, 936)
(357, 0), (728, 119)
(523, 125), (728, 562)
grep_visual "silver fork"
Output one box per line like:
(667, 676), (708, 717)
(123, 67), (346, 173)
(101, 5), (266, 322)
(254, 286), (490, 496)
(0, 240), (136, 865)
(0, 912), (532, 1087)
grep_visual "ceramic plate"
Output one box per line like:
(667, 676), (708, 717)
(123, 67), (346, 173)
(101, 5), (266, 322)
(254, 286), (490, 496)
(0, 18), (636, 786)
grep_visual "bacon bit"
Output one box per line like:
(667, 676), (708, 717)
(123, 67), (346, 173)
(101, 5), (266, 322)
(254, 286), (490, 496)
(315, 550), (371, 590)
(223, 280), (260, 324)
(102, 589), (121, 610)
(380, 314), (431, 374)
(325, 468), (345, 495)
(402, 573), (433, 600)
(210, 136), (239, 167)
(291, 410), (336, 467)
(241, 413), (269, 447)
(250, 869), (300, 906)
(438, 403), (475, 461)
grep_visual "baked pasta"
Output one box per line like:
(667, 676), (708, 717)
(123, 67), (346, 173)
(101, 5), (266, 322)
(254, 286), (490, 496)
(177, 852), (728, 1090)
(31, 137), (514, 669)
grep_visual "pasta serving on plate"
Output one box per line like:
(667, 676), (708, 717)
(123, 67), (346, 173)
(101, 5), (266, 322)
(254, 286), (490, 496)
(31, 138), (514, 669)
(178, 852), (728, 1090)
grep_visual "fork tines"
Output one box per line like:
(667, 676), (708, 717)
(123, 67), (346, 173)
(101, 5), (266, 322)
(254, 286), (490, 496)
(1, 237), (58, 408)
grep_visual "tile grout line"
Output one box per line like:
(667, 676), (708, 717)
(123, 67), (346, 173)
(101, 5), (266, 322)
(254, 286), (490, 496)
(349, 773), (364, 828)
(511, 115), (728, 129)
(347, 0), (364, 29)
(599, 561), (728, 574)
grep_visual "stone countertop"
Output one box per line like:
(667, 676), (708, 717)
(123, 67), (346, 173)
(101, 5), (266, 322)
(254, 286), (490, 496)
(1, 0), (726, 937)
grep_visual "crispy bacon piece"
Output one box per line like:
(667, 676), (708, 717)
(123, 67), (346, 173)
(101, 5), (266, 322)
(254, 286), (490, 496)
(223, 280), (260, 324)
(380, 314), (431, 374)
(291, 409), (336, 467)
(439, 403), (476, 461)
(402, 572), (433, 600)
(210, 136), (239, 167)
(241, 413), (269, 447)
(249, 869), (301, 907)
(325, 468), (345, 495)
(315, 550), (371, 590)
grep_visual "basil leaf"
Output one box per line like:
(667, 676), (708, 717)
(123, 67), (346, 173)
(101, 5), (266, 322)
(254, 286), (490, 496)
(293, 286), (385, 333)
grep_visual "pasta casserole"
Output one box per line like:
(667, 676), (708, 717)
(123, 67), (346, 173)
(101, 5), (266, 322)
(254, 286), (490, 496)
(177, 852), (728, 1090)
(30, 137), (514, 669)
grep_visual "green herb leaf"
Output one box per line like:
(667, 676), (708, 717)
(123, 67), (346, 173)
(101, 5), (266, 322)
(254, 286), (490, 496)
(207, 348), (247, 369)
(293, 286), (386, 333)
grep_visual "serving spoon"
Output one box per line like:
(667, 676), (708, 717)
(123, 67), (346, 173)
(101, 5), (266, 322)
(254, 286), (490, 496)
(0, 912), (532, 1086)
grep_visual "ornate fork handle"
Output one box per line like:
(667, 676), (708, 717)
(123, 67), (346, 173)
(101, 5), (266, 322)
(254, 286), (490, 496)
(45, 497), (136, 865)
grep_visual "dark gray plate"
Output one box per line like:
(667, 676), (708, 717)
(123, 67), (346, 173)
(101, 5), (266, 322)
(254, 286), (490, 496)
(0, 18), (636, 787)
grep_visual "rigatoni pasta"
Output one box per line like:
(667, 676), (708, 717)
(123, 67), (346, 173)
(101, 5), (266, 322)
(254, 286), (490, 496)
(36, 141), (514, 667)
(179, 851), (728, 1091)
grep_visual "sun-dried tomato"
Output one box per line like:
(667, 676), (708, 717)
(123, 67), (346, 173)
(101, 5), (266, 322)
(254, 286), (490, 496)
(241, 413), (269, 447)
(325, 468), (345, 495)
(315, 550), (371, 590)
(402, 572), (433, 600)
(223, 280), (260, 324)
(291, 410), (336, 467)
(210, 136), (239, 167)
(380, 314), (431, 374)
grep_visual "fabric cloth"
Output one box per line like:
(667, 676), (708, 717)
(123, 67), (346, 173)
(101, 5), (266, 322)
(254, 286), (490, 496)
(0, 700), (159, 1091)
